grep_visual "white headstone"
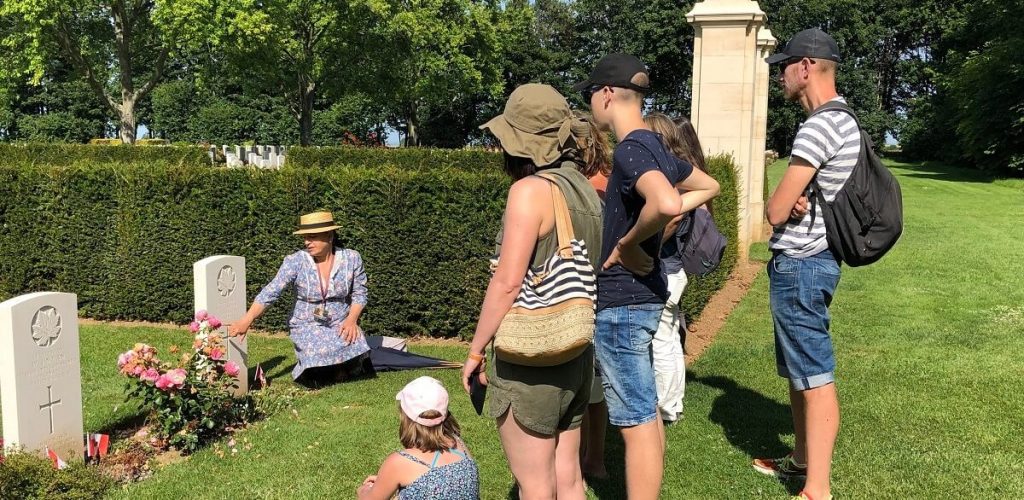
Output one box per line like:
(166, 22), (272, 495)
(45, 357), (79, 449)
(0, 292), (84, 462)
(193, 256), (248, 395)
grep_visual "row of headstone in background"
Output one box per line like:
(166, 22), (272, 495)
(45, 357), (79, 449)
(209, 145), (288, 169)
(1, 255), (252, 463)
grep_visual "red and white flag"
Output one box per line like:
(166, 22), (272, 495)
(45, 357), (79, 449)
(255, 363), (269, 389)
(46, 447), (67, 469)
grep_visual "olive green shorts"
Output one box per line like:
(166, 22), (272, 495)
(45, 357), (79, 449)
(487, 345), (594, 436)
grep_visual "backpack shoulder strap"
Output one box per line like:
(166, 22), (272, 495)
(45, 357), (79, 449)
(809, 99), (859, 124)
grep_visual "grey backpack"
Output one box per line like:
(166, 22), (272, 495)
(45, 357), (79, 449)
(676, 208), (727, 276)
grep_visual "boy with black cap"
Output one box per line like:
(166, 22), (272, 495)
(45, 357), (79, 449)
(577, 53), (719, 499)
(755, 27), (857, 500)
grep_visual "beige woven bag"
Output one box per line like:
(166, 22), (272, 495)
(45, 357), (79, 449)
(492, 174), (596, 367)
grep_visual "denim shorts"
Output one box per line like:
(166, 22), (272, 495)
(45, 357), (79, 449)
(768, 251), (841, 391)
(595, 303), (663, 427)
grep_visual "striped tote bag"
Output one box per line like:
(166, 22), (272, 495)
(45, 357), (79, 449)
(492, 174), (596, 367)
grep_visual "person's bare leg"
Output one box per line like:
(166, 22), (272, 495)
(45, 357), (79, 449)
(789, 385), (807, 465)
(497, 410), (557, 500)
(620, 418), (664, 500)
(553, 427), (586, 499)
(801, 383), (839, 499)
(581, 402), (608, 478)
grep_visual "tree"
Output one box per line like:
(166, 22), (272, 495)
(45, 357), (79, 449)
(0, 0), (221, 143)
(219, 0), (383, 146)
(371, 0), (505, 146)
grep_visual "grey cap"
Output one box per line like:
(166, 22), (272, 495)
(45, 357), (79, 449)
(765, 28), (841, 65)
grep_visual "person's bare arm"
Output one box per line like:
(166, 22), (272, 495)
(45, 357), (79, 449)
(766, 156), (816, 226)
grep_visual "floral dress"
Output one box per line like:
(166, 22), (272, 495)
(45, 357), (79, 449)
(254, 248), (371, 379)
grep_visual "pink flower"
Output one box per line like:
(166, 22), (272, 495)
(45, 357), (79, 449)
(210, 348), (224, 361)
(189, 321), (200, 333)
(132, 365), (144, 376)
(117, 351), (134, 368)
(155, 374), (173, 391)
(195, 310), (209, 322)
(166, 368), (187, 387)
(223, 361), (240, 377)
(208, 316), (222, 329)
(140, 368), (160, 383)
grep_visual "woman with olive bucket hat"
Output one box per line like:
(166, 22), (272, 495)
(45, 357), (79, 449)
(229, 211), (373, 387)
(460, 83), (602, 498)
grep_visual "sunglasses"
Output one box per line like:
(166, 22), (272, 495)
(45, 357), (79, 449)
(581, 84), (605, 103)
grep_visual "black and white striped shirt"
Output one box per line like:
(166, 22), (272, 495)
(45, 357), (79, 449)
(769, 97), (860, 257)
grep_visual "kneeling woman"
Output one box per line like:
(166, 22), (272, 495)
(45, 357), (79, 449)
(230, 211), (372, 386)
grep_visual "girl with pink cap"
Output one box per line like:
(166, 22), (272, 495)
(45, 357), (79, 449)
(357, 376), (479, 499)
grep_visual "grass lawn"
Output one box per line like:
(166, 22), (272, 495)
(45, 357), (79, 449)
(4, 159), (1022, 498)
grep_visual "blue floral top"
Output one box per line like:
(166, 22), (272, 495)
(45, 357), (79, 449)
(254, 248), (371, 379)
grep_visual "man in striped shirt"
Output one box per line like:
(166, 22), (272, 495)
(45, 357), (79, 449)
(754, 28), (857, 500)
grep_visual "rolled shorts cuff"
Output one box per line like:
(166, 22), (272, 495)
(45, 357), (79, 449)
(609, 412), (659, 428)
(781, 369), (835, 391)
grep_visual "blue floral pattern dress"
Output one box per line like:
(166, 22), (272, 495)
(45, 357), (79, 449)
(254, 248), (371, 379)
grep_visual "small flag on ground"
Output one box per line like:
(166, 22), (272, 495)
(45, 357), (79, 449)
(46, 447), (67, 469)
(255, 363), (269, 389)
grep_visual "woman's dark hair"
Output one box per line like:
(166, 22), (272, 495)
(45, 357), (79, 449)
(502, 152), (539, 181)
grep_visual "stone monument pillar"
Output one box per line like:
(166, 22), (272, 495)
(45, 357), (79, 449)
(686, 0), (774, 260)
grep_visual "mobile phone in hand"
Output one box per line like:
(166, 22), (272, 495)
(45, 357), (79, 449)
(469, 373), (486, 416)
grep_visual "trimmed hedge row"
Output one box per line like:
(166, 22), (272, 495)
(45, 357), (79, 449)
(0, 143), (210, 168)
(0, 163), (507, 337)
(288, 146), (503, 172)
(0, 153), (738, 338)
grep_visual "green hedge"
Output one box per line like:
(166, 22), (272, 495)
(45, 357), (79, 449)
(288, 146), (502, 172)
(0, 143), (210, 168)
(0, 153), (738, 338)
(0, 452), (112, 499)
(680, 154), (740, 323)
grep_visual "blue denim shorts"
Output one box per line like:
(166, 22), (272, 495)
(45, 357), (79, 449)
(768, 251), (841, 391)
(595, 303), (663, 427)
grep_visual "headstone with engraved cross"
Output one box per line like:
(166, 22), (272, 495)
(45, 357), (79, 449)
(0, 292), (84, 462)
(194, 256), (249, 395)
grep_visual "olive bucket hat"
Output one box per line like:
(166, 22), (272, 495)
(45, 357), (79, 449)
(479, 83), (585, 167)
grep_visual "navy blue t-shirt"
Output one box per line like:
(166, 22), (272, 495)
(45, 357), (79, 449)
(598, 129), (693, 311)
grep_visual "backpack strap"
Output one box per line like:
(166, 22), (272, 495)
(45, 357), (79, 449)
(805, 99), (862, 229)
(809, 99), (858, 123)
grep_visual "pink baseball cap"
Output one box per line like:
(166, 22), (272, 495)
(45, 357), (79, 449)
(396, 376), (449, 427)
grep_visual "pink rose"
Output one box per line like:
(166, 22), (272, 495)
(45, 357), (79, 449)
(132, 365), (144, 376)
(208, 316), (222, 329)
(195, 310), (209, 322)
(117, 351), (134, 368)
(189, 321), (200, 333)
(155, 374), (173, 391)
(140, 368), (160, 383)
(223, 361), (240, 377)
(166, 368), (187, 387)
(210, 348), (224, 361)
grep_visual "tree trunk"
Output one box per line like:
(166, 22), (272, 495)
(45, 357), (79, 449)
(406, 108), (419, 147)
(299, 82), (315, 146)
(118, 99), (137, 144)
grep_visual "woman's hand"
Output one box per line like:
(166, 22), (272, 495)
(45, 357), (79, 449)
(339, 318), (361, 345)
(461, 354), (488, 393)
(228, 320), (250, 342)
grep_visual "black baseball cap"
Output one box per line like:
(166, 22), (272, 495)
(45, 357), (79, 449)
(573, 53), (651, 93)
(765, 28), (841, 65)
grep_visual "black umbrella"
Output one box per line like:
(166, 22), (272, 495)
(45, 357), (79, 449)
(365, 336), (462, 372)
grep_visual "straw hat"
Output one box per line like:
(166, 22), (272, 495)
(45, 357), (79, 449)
(292, 211), (341, 235)
(479, 83), (589, 167)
